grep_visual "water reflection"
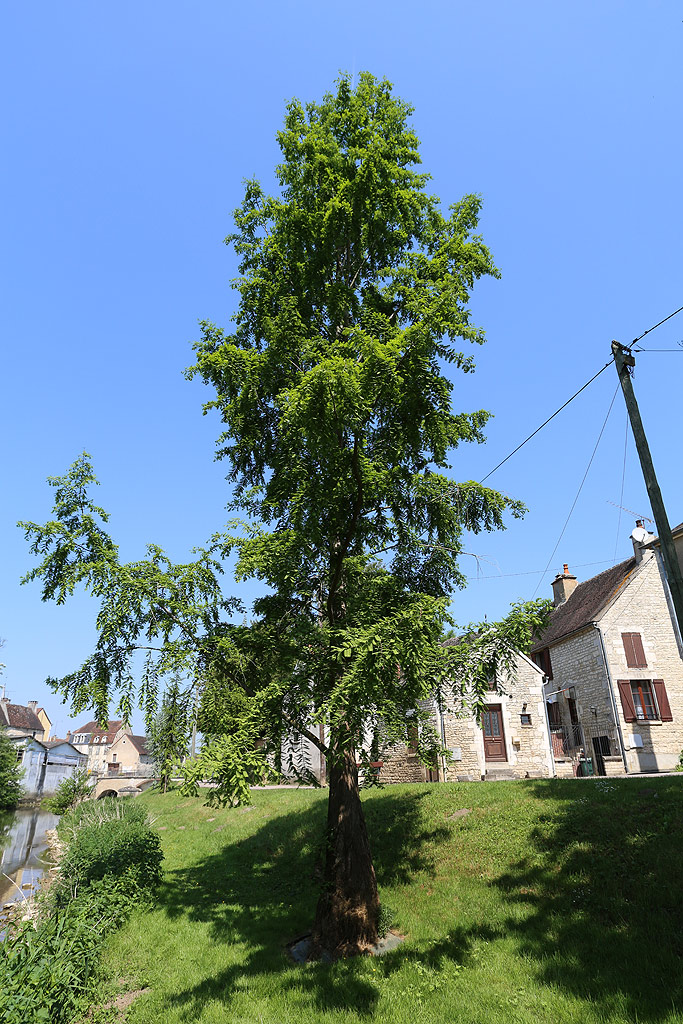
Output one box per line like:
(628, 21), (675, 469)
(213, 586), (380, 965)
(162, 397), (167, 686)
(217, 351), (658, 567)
(0, 808), (59, 907)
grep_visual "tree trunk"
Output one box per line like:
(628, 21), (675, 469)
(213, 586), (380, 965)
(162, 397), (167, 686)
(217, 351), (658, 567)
(311, 744), (379, 957)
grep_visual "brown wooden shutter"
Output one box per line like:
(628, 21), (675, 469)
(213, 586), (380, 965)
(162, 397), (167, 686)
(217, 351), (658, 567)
(652, 680), (673, 721)
(622, 632), (647, 668)
(617, 680), (637, 721)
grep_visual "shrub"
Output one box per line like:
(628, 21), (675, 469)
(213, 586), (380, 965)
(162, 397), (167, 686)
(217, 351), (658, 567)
(42, 768), (92, 814)
(52, 798), (163, 906)
(0, 875), (144, 1024)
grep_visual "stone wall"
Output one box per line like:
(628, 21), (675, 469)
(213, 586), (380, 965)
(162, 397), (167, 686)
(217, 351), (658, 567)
(378, 653), (553, 783)
(600, 551), (683, 772)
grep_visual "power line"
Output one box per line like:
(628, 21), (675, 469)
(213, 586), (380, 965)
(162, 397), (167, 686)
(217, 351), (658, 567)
(632, 303), (683, 346)
(464, 558), (617, 581)
(532, 383), (620, 598)
(480, 359), (614, 483)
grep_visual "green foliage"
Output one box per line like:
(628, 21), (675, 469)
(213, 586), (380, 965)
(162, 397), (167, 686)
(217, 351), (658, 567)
(180, 731), (278, 807)
(0, 727), (22, 811)
(0, 797), (160, 1024)
(20, 75), (527, 808)
(149, 674), (193, 792)
(53, 797), (163, 904)
(0, 875), (143, 1024)
(42, 768), (91, 814)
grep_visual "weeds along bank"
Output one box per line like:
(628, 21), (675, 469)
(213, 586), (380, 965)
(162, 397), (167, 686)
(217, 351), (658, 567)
(0, 798), (163, 1024)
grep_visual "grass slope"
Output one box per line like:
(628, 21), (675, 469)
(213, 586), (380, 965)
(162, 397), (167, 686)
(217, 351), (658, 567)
(102, 778), (683, 1024)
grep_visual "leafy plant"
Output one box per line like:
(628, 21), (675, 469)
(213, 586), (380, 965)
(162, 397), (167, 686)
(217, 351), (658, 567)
(42, 768), (92, 814)
(0, 726), (23, 811)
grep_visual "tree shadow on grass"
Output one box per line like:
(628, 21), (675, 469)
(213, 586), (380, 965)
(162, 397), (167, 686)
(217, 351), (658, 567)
(155, 789), (451, 1020)
(489, 777), (683, 1022)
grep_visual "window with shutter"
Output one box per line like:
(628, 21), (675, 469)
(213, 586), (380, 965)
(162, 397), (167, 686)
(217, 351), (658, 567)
(622, 632), (647, 668)
(617, 680), (637, 721)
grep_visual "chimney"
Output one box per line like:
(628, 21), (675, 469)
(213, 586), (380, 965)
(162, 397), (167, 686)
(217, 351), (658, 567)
(631, 520), (655, 564)
(27, 701), (38, 712)
(551, 564), (577, 607)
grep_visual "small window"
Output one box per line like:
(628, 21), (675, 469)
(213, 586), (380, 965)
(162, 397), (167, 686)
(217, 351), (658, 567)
(16, 748), (24, 764)
(111, 753), (117, 762)
(520, 713), (532, 726)
(630, 681), (658, 721)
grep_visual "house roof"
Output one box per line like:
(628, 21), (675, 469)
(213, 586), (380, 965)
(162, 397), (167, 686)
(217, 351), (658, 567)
(123, 734), (150, 757)
(44, 739), (82, 753)
(0, 702), (45, 732)
(531, 556), (638, 652)
(69, 720), (124, 744)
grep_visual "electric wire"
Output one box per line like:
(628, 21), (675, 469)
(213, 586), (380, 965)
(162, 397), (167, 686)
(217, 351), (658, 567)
(464, 558), (617, 581)
(531, 382), (620, 598)
(631, 303), (683, 346)
(480, 359), (614, 483)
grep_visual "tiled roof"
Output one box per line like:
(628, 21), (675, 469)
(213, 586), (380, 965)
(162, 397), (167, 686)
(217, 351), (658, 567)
(1, 703), (45, 732)
(125, 735), (150, 757)
(531, 557), (637, 652)
(68, 720), (124, 744)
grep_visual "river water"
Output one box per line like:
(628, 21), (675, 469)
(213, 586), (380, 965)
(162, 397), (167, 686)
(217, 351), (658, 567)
(0, 808), (59, 908)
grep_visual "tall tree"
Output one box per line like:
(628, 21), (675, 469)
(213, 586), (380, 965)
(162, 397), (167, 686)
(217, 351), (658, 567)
(149, 675), (192, 793)
(188, 73), (523, 954)
(20, 74), (526, 957)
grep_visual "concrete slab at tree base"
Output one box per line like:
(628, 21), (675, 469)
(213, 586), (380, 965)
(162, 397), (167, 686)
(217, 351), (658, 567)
(287, 929), (405, 963)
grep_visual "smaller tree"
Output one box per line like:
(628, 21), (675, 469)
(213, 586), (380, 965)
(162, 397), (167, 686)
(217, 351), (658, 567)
(43, 768), (91, 814)
(149, 676), (193, 793)
(0, 727), (23, 811)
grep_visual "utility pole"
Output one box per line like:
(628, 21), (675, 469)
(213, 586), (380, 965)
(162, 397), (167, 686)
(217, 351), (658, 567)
(612, 341), (683, 638)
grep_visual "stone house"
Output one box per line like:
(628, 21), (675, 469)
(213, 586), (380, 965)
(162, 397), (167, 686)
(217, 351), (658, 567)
(66, 720), (131, 773)
(0, 699), (51, 742)
(378, 648), (554, 783)
(530, 522), (683, 776)
(281, 646), (554, 785)
(103, 733), (154, 776)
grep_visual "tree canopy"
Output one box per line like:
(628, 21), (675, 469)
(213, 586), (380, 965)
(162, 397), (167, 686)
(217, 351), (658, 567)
(20, 73), (542, 956)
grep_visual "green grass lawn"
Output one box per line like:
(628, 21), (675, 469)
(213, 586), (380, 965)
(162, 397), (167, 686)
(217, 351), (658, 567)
(101, 778), (683, 1023)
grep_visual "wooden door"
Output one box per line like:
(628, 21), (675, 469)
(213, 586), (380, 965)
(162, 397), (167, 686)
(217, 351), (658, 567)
(482, 705), (507, 762)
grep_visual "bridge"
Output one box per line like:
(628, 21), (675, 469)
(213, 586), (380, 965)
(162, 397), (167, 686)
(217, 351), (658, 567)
(91, 771), (158, 800)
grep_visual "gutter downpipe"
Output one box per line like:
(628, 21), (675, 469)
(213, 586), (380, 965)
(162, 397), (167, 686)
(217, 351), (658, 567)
(541, 677), (557, 778)
(593, 623), (629, 774)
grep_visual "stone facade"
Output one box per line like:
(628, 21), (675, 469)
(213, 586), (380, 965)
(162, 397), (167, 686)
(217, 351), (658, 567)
(538, 546), (683, 775)
(378, 653), (553, 783)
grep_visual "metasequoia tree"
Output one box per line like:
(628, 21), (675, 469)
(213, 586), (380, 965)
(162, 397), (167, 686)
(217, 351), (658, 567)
(189, 73), (525, 954)
(20, 74), (530, 957)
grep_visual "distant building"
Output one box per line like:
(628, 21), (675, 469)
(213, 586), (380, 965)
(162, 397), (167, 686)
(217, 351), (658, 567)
(66, 720), (130, 773)
(10, 737), (86, 797)
(104, 733), (154, 776)
(0, 699), (50, 742)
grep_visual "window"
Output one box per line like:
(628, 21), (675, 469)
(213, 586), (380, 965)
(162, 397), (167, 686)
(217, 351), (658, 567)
(111, 753), (117, 762)
(533, 648), (553, 680)
(631, 681), (657, 721)
(617, 679), (673, 722)
(16, 748), (24, 764)
(520, 713), (532, 726)
(622, 633), (647, 668)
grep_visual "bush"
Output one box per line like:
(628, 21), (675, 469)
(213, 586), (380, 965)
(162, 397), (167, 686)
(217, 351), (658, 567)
(42, 768), (91, 814)
(54, 799), (162, 903)
(0, 875), (144, 1024)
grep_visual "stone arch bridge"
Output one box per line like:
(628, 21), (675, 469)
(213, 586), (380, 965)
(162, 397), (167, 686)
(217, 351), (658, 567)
(92, 773), (158, 800)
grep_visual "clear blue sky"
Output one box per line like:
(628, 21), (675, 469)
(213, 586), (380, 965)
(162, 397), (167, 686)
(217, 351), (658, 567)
(2, 1), (681, 737)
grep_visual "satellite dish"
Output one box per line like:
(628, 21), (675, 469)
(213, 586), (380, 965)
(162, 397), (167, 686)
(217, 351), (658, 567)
(631, 526), (648, 545)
